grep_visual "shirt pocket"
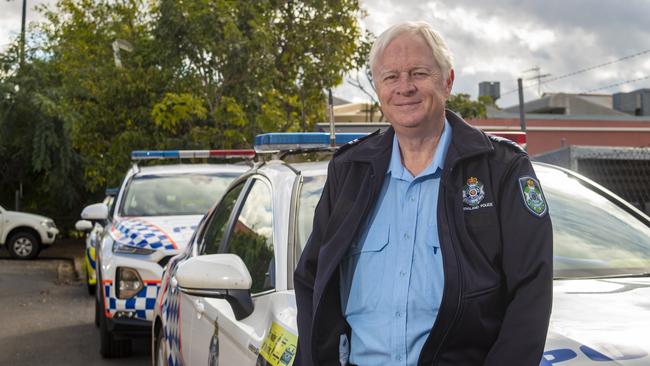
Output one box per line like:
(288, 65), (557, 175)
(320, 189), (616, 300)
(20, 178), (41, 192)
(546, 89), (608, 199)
(426, 222), (441, 255)
(341, 224), (390, 315)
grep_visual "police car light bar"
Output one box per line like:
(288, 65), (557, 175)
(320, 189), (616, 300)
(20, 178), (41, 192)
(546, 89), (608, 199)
(131, 149), (256, 160)
(487, 131), (526, 145)
(105, 187), (119, 196)
(254, 132), (368, 153)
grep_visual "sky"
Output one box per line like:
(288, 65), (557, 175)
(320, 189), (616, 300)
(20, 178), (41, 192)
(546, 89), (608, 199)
(2, 0), (650, 108)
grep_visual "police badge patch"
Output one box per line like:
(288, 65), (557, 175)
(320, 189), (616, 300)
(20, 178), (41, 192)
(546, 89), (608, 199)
(462, 177), (485, 207)
(518, 176), (548, 217)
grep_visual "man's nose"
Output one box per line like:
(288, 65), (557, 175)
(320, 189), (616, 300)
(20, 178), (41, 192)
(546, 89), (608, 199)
(395, 74), (416, 95)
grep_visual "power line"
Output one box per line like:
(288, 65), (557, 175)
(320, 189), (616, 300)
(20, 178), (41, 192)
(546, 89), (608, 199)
(502, 48), (650, 96)
(584, 75), (650, 93)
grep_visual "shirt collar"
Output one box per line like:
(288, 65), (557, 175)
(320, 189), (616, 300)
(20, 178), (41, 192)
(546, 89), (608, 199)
(387, 118), (453, 180)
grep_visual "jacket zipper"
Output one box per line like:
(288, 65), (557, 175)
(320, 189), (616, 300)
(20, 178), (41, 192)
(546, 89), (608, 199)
(430, 165), (464, 365)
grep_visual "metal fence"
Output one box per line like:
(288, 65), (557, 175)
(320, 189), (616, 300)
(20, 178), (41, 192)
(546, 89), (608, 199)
(534, 146), (650, 215)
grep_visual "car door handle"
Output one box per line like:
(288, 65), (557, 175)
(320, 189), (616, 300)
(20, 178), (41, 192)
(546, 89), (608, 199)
(194, 299), (205, 319)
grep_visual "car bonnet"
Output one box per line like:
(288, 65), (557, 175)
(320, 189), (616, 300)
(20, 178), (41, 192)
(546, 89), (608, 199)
(544, 277), (650, 365)
(111, 215), (203, 254)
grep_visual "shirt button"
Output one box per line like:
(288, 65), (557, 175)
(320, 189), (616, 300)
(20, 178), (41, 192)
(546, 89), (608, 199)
(396, 355), (403, 361)
(403, 233), (410, 240)
(410, 196), (415, 202)
(400, 270), (406, 276)
(395, 311), (402, 318)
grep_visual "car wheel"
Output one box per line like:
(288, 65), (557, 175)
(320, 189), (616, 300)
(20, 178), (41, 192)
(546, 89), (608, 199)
(94, 295), (100, 328)
(154, 324), (168, 366)
(7, 232), (41, 260)
(99, 293), (131, 358)
(87, 271), (96, 296)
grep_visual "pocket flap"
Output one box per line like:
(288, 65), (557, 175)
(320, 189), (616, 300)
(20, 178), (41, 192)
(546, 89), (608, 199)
(349, 224), (389, 254)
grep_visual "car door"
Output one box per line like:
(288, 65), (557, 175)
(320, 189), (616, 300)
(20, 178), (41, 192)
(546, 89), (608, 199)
(0, 205), (5, 239)
(190, 176), (277, 365)
(175, 179), (247, 364)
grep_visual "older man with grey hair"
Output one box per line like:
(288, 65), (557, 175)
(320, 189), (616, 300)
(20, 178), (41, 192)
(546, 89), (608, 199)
(294, 21), (553, 366)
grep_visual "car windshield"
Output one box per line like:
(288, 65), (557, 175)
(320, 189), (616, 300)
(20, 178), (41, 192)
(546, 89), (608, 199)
(296, 166), (650, 279)
(120, 173), (239, 217)
(538, 165), (650, 278)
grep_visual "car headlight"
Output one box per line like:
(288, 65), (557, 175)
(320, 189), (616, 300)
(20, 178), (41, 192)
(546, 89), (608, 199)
(112, 241), (156, 255)
(40, 220), (56, 229)
(117, 267), (144, 299)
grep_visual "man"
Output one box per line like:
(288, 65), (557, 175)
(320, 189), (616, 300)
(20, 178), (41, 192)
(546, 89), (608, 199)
(294, 21), (553, 366)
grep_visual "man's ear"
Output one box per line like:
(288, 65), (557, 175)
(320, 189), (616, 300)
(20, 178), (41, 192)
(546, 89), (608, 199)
(446, 69), (455, 95)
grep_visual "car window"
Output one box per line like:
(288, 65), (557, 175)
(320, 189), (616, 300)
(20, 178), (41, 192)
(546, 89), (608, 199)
(120, 173), (239, 216)
(224, 179), (274, 294)
(201, 182), (246, 255)
(297, 175), (327, 252)
(538, 166), (650, 278)
(294, 166), (650, 279)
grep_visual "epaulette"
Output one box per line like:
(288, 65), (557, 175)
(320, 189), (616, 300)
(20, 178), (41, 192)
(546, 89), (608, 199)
(487, 134), (526, 154)
(333, 129), (381, 157)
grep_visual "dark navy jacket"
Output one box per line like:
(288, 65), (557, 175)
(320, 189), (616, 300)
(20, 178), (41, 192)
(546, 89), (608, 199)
(294, 110), (553, 365)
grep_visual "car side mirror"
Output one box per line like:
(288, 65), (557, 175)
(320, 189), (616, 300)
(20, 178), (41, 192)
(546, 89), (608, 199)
(75, 220), (93, 232)
(176, 254), (254, 320)
(81, 203), (109, 221)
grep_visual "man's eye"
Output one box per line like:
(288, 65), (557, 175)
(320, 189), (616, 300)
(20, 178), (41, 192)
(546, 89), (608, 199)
(383, 75), (397, 81)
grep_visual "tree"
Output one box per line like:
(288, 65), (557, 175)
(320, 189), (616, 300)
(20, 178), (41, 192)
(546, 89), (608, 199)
(0, 38), (85, 227)
(446, 93), (490, 119)
(0, 0), (370, 232)
(153, 0), (367, 137)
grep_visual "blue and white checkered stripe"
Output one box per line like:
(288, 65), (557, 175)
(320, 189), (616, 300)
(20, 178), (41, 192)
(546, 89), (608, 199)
(103, 281), (160, 321)
(161, 256), (184, 366)
(113, 219), (177, 251)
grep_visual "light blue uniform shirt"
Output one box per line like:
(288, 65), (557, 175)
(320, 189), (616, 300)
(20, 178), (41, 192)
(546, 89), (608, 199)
(340, 120), (452, 365)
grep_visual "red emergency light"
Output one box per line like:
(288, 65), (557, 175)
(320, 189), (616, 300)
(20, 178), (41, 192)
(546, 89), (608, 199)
(487, 131), (526, 146)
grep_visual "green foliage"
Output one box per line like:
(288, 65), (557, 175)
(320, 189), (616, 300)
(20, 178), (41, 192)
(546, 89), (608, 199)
(152, 93), (208, 133)
(446, 93), (489, 119)
(0, 0), (367, 233)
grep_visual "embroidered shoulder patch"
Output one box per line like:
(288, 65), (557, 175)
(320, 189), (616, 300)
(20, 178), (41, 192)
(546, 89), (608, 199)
(518, 176), (548, 217)
(462, 177), (485, 207)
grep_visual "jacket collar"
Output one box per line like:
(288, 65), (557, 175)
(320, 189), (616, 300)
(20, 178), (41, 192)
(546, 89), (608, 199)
(343, 109), (493, 172)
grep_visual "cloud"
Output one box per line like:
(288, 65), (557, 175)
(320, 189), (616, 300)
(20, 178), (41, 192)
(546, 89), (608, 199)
(351, 0), (650, 107)
(2, 0), (649, 108)
(0, 0), (51, 49)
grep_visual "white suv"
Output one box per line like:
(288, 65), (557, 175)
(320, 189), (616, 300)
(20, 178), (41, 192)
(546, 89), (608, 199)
(83, 150), (251, 358)
(0, 205), (59, 259)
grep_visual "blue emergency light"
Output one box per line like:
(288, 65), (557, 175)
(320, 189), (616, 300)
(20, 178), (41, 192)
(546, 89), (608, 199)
(254, 132), (368, 152)
(105, 187), (119, 196)
(131, 149), (256, 160)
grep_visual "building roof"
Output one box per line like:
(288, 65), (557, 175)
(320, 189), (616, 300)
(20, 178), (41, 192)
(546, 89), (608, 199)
(502, 93), (628, 116)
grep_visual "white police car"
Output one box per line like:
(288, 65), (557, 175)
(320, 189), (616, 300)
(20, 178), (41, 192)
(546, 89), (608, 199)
(153, 134), (650, 366)
(83, 149), (252, 358)
(76, 189), (118, 296)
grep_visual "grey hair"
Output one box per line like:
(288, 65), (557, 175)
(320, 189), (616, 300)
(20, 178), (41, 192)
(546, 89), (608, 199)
(369, 21), (454, 80)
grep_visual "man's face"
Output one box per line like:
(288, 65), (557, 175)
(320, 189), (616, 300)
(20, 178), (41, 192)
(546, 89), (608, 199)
(374, 33), (454, 133)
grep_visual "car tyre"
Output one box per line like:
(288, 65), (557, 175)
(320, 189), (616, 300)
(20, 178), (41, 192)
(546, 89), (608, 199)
(99, 293), (132, 358)
(94, 294), (101, 328)
(87, 271), (96, 296)
(7, 231), (41, 260)
(154, 323), (168, 366)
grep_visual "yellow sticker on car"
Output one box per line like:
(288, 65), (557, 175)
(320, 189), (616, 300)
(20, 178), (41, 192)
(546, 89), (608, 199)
(257, 322), (297, 366)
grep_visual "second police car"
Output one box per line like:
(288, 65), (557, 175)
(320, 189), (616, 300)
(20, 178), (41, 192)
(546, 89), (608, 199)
(76, 188), (118, 295)
(154, 133), (650, 366)
(81, 149), (252, 358)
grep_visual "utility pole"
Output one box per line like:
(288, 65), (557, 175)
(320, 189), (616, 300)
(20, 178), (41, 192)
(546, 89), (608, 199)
(328, 88), (335, 147)
(523, 66), (551, 96)
(517, 78), (527, 152)
(20, 0), (27, 68)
